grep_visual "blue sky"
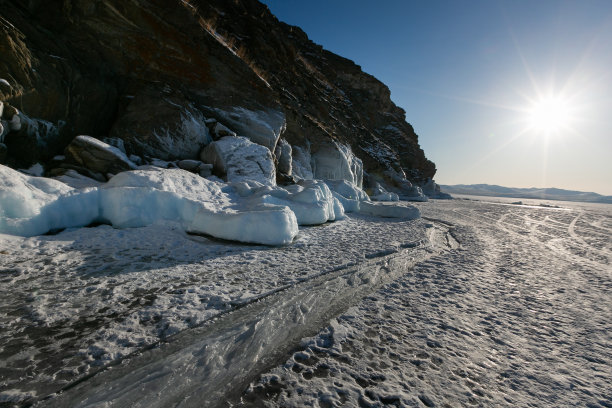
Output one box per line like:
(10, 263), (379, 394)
(261, 0), (612, 195)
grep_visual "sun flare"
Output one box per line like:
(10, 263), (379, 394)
(527, 96), (572, 134)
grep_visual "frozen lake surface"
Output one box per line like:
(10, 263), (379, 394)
(1, 198), (610, 407)
(242, 198), (612, 407)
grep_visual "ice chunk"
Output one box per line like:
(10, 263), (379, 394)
(256, 180), (344, 225)
(0, 165), (100, 236)
(324, 179), (369, 201)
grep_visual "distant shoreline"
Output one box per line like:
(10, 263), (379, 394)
(441, 184), (612, 204)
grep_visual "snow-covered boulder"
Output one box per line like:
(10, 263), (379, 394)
(65, 136), (137, 177)
(370, 183), (399, 202)
(209, 107), (286, 151)
(201, 136), (276, 186)
(311, 142), (363, 188)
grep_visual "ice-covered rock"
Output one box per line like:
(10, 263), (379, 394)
(201, 136), (276, 186)
(257, 179), (344, 225)
(65, 136), (137, 177)
(421, 178), (452, 199)
(209, 107), (286, 151)
(0, 165), (100, 236)
(311, 142), (363, 188)
(370, 183), (399, 202)
(111, 93), (213, 160)
(275, 138), (292, 175)
(292, 145), (313, 180)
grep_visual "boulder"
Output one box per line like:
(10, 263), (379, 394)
(64, 136), (136, 177)
(201, 136), (275, 185)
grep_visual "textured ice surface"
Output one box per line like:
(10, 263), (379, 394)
(243, 199), (612, 408)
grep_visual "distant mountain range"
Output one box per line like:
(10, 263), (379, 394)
(440, 184), (612, 204)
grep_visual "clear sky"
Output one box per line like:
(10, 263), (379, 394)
(261, 0), (612, 195)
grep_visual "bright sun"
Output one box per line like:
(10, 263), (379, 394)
(527, 96), (572, 135)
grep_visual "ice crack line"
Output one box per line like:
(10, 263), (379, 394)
(43, 223), (457, 407)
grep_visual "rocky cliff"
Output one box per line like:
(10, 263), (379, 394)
(0, 0), (436, 192)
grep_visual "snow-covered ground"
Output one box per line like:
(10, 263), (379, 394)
(0, 201), (431, 407)
(1, 198), (610, 407)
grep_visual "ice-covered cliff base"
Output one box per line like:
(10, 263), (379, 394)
(0, 164), (420, 245)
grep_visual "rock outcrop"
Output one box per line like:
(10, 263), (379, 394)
(0, 0), (436, 188)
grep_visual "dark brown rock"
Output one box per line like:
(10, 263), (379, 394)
(0, 0), (436, 184)
(64, 135), (136, 177)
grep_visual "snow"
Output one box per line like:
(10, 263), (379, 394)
(19, 162), (44, 177)
(242, 199), (612, 407)
(0, 165), (297, 245)
(0, 206), (432, 406)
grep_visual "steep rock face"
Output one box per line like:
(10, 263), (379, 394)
(0, 0), (436, 184)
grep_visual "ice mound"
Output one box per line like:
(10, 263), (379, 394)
(230, 179), (344, 225)
(0, 165), (297, 245)
(0, 163), (420, 244)
(0, 166), (100, 236)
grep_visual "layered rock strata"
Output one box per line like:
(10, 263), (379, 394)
(0, 0), (437, 191)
